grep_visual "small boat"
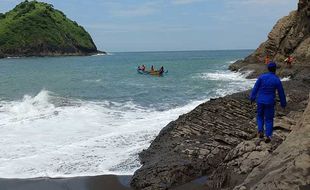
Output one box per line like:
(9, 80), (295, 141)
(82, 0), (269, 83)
(137, 69), (168, 76)
(137, 69), (150, 75)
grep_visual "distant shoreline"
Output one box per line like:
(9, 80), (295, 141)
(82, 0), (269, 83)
(106, 49), (255, 54)
(0, 49), (254, 59)
(0, 51), (106, 59)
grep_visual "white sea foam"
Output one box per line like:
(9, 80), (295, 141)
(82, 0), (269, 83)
(195, 70), (252, 81)
(0, 69), (257, 178)
(92, 53), (106, 56)
(194, 70), (255, 97)
(225, 59), (240, 64)
(6, 56), (20, 59)
(83, 79), (102, 83)
(281, 76), (291, 81)
(0, 90), (203, 178)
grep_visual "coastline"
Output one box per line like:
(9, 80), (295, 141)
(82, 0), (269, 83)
(130, 78), (310, 190)
(1, 0), (309, 189)
(1, 77), (308, 190)
(0, 51), (106, 59)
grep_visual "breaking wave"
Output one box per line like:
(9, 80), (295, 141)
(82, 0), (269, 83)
(0, 90), (204, 178)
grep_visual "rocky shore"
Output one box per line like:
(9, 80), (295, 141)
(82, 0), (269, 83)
(229, 0), (310, 80)
(131, 1), (310, 189)
(131, 80), (309, 190)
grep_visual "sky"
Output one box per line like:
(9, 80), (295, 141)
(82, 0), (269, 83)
(0, 0), (298, 52)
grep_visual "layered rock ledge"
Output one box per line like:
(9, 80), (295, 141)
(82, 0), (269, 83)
(131, 80), (309, 190)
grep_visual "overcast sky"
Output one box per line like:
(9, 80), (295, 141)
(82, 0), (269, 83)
(0, 0), (297, 52)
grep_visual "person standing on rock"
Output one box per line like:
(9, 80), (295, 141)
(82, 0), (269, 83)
(250, 62), (287, 143)
(284, 55), (293, 68)
(264, 55), (270, 64)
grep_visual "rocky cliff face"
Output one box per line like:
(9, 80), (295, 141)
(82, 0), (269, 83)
(232, 94), (310, 190)
(0, 1), (102, 58)
(229, 0), (310, 79)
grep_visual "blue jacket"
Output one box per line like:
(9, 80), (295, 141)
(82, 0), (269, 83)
(250, 72), (287, 107)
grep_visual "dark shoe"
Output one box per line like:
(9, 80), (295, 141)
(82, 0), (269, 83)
(258, 132), (264, 139)
(265, 137), (271, 143)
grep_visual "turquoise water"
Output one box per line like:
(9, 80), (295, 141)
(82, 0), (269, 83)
(0, 50), (254, 178)
(0, 50), (253, 107)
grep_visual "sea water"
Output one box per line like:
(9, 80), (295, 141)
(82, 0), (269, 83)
(0, 50), (255, 178)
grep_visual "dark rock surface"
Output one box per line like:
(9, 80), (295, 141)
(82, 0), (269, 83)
(231, 94), (310, 190)
(131, 91), (256, 190)
(205, 93), (309, 190)
(131, 80), (309, 190)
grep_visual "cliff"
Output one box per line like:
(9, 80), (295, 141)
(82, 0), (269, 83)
(229, 0), (310, 79)
(0, 0), (102, 58)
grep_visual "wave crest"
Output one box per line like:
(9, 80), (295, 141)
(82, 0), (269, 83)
(0, 90), (58, 123)
(195, 70), (252, 81)
(0, 89), (204, 178)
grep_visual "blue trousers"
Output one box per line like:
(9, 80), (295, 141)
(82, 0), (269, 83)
(256, 103), (275, 137)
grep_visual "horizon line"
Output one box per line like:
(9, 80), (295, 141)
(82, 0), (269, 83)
(106, 48), (255, 54)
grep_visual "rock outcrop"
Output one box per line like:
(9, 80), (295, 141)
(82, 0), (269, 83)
(205, 93), (310, 190)
(131, 92), (257, 190)
(229, 0), (310, 79)
(130, 80), (309, 190)
(232, 94), (310, 190)
(0, 1), (103, 58)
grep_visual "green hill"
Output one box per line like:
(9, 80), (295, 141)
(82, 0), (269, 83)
(0, 0), (102, 58)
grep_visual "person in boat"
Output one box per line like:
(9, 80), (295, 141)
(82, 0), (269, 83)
(141, 65), (146, 71)
(159, 66), (164, 75)
(150, 65), (155, 72)
(138, 65), (146, 71)
(250, 62), (286, 143)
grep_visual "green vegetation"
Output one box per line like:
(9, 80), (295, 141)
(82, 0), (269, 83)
(0, 0), (99, 57)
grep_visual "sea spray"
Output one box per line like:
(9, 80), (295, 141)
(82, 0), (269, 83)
(0, 50), (255, 178)
(0, 90), (206, 178)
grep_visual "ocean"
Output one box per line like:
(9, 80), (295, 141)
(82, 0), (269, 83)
(0, 50), (255, 178)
